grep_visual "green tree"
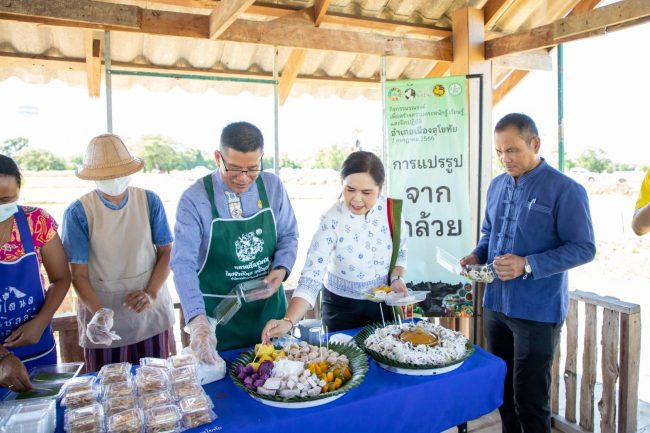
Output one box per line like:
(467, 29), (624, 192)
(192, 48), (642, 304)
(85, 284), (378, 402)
(16, 149), (67, 171)
(312, 144), (353, 170)
(572, 148), (613, 173)
(1, 137), (29, 157)
(262, 155), (302, 170)
(139, 136), (183, 173)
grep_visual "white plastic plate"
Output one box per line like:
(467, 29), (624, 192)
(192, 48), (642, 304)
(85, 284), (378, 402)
(248, 392), (345, 408)
(375, 360), (464, 376)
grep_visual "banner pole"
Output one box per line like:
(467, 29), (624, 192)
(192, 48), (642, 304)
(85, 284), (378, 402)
(380, 56), (388, 176)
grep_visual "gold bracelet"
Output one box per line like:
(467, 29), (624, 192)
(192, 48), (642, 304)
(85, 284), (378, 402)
(282, 316), (295, 327)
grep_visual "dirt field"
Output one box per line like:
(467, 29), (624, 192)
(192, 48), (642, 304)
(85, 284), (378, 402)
(18, 170), (650, 399)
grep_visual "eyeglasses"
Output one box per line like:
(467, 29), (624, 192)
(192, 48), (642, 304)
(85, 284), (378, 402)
(219, 154), (263, 178)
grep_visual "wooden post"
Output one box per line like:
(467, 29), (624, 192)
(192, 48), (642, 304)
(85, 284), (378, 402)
(580, 303), (597, 431)
(564, 299), (578, 422)
(551, 340), (560, 415)
(618, 312), (641, 433)
(176, 303), (191, 349)
(52, 313), (85, 370)
(599, 309), (620, 433)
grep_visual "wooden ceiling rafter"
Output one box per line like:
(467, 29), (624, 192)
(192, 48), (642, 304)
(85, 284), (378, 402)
(209, 0), (256, 39)
(312, 0), (331, 27)
(492, 0), (605, 103)
(485, 0), (650, 59)
(278, 48), (308, 104)
(96, 0), (453, 39)
(0, 0), (453, 61)
(84, 30), (102, 97)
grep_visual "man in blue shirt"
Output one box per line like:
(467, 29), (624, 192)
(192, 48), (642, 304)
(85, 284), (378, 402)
(171, 122), (298, 362)
(461, 113), (595, 433)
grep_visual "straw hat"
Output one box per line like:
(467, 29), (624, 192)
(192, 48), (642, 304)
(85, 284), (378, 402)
(76, 134), (144, 180)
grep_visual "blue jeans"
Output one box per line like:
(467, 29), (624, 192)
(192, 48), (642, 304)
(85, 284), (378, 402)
(483, 308), (562, 433)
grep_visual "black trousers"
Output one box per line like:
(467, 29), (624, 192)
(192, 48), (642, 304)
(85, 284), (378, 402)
(483, 308), (562, 433)
(321, 288), (392, 332)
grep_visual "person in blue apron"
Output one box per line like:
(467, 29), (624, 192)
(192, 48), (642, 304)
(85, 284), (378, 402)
(262, 151), (408, 341)
(0, 155), (71, 393)
(171, 122), (298, 361)
(61, 134), (175, 372)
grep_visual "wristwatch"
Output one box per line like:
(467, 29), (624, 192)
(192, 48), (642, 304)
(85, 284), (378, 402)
(390, 275), (404, 284)
(523, 258), (532, 279)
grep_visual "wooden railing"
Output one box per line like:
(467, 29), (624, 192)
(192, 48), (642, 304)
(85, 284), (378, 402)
(551, 290), (641, 433)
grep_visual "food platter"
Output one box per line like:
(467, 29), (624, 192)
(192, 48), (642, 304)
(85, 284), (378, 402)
(248, 392), (345, 409)
(375, 361), (464, 376)
(354, 321), (473, 376)
(230, 342), (368, 408)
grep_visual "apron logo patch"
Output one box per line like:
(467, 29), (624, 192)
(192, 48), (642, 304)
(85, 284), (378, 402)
(235, 231), (265, 262)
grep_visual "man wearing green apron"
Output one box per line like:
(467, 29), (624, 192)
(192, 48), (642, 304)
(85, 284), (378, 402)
(171, 122), (298, 361)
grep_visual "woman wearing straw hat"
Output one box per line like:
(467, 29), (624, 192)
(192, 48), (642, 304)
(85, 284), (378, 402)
(0, 155), (70, 393)
(61, 134), (175, 372)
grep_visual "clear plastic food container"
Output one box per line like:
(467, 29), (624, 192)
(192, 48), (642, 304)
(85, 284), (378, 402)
(0, 399), (56, 433)
(144, 405), (182, 433)
(464, 264), (495, 283)
(140, 391), (173, 410)
(62, 387), (100, 409)
(138, 358), (169, 371)
(99, 363), (132, 385)
(102, 380), (136, 400)
(171, 381), (203, 400)
(211, 291), (241, 325)
(178, 394), (216, 429)
(135, 367), (169, 395)
(234, 278), (274, 302)
(107, 408), (144, 433)
(384, 290), (428, 307)
(2, 362), (85, 402)
(104, 395), (138, 417)
(65, 402), (104, 433)
(169, 365), (197, 384)
(64, 376), (97, 395)
(167, 354), (196, 370)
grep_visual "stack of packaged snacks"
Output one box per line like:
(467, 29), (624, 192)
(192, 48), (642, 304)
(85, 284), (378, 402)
(106, 408), (144, 433)
(144, 405), (182, 433)
(64, 402), (104, 433)
(62, 376), (100, 410)
(178, 394), (216, 428)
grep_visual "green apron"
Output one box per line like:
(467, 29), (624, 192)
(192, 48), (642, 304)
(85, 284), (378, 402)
(198, 175), (287, 351)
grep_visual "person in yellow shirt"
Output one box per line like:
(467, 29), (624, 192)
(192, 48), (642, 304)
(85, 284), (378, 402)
(632, 169), (650, 236)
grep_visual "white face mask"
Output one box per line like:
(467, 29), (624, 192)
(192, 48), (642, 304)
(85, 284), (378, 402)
(0, 200), (18, 223)
(95, 176), (131, 197)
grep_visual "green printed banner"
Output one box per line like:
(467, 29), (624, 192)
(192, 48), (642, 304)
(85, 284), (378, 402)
(386, 76), (473, 317)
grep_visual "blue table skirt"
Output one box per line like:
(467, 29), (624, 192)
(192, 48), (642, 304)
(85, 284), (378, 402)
(56, 344), (505, 433)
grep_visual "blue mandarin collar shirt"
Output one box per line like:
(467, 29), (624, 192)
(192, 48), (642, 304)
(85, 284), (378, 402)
(473, 159), (596, 323)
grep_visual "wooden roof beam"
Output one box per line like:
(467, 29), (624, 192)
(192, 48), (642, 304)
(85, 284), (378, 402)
(492, 50), (552, 71)
(0, 1), (452, 60)
(209, 0), (255, 39)
(278, 48), (308, 105)
(485, 0), (650, 59)
(312, 0), (331, 27)
(84, 30), (102, 97)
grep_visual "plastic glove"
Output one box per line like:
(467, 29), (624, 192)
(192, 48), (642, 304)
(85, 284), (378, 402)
(184, 314), (221, 365)
(86, 308), (122, 346)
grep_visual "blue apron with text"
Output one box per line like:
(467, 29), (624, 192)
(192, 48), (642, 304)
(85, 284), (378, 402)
(0, 207), (56, 364)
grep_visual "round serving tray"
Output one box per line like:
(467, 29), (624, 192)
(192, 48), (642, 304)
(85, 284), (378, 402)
(230, 342), (368, 408)
(248, 392), (345, 408)
(375, 360), (464, 376)
(354, 322), (474, 373)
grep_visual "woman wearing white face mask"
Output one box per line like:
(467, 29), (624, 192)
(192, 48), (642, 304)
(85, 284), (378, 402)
(262, 151), (409, 342)
(0, 155), (70, 393)
(61, 134), (175, 372)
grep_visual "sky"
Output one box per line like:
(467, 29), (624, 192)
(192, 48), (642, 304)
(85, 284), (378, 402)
(0, 22), (648, 166)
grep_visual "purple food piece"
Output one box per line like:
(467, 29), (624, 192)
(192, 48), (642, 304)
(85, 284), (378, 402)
(244, 376), (254, 386)
(258, 360), (273, 376)
(237, 372), (247, 380)
(251, 373), (259, 381)
(244, 365), (255, 374)
(234, 365), (244, 375)
(253, 379), (265, 388)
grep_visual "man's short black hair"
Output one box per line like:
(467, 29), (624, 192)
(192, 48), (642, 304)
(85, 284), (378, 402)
(220, 122), (264, 153)
(495, 113), (539, 145)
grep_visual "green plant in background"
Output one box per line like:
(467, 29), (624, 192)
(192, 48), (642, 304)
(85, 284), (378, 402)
(15, 149), (67, 171)
(312, 144), (353, 170)
(1, 137), (29, 157)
